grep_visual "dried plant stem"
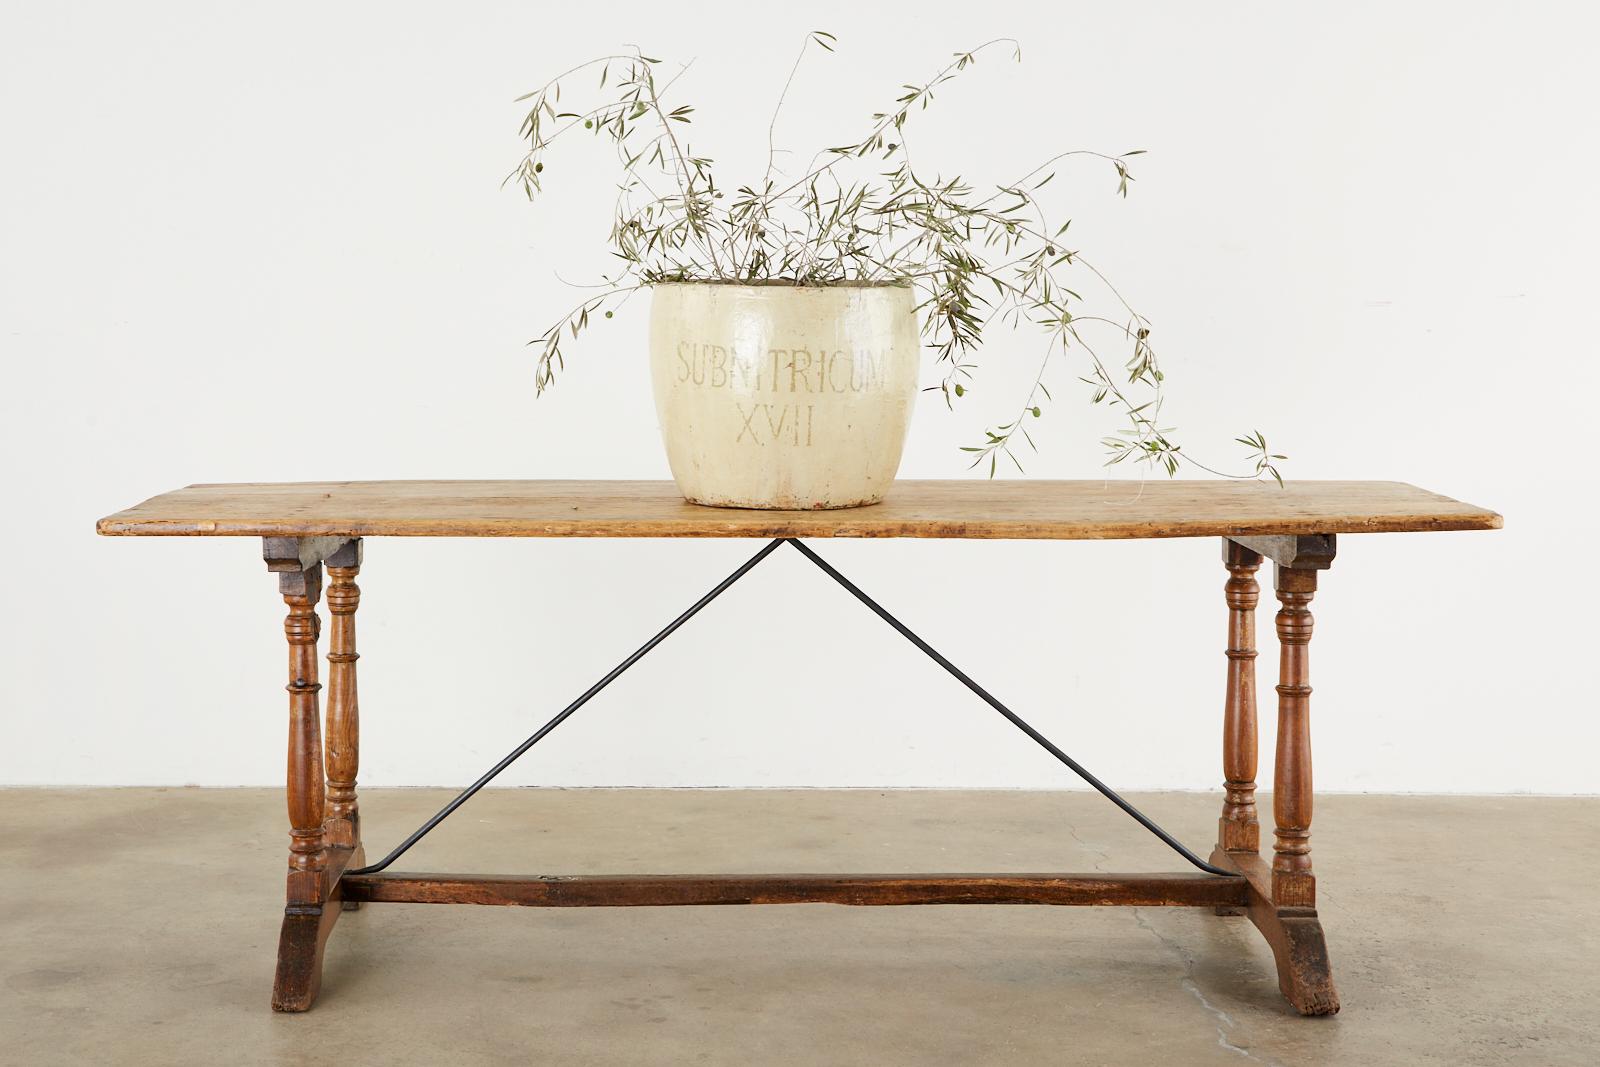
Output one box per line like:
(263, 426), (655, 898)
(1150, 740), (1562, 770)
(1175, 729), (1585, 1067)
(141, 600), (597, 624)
(509, 35), (1284, 481)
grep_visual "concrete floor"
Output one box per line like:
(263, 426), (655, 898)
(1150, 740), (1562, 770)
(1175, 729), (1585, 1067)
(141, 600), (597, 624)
(1, 789), (1595, 1066)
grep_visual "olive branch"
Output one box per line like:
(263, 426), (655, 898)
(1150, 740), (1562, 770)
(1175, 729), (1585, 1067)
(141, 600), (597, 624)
(507, 35), (1284, 482)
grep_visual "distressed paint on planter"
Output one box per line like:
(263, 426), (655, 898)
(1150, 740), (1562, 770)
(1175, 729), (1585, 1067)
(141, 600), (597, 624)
(648, 281), (920, 509)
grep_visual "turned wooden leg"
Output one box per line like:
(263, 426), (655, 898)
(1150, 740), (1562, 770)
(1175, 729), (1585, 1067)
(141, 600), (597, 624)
(282, 564), (328, 902)
(1218, 540), (1263, 855)
(263, 538), (356, 1013)
(1272, 565), (1317, 909)
(1208, 535), (1339, 1016)
(273, 562), (333, 1011)
(324, 540), (364, 899)
(1213, 540), (1262, 915)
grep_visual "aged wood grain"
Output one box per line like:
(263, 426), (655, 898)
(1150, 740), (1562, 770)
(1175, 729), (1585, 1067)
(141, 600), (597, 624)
(97, 479), (1501, 540)
(339, 871), (1249, 909)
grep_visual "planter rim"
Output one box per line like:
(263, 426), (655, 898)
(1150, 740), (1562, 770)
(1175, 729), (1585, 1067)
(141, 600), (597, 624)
(649, 278), (912, 291)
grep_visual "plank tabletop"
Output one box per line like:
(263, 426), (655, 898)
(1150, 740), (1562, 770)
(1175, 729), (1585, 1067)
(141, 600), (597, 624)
(96, 480), (1501, 540)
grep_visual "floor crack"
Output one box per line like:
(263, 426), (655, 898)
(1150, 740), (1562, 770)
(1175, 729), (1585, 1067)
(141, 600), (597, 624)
(1065, 822), (1275, 1065)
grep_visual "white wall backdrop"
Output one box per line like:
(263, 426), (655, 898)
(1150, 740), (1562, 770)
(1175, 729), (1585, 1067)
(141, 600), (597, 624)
(3, 2), (1595, 792)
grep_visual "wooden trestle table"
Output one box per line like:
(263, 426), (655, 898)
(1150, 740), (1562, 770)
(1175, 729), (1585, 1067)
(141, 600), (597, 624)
(97, 479), (1501, 1014)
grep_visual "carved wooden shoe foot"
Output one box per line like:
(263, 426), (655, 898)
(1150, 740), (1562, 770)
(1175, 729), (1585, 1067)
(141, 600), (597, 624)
(1210, 848), (1339, 1016)
(1268, 906), (1339, 1016)
(271, 903), (339, 1012)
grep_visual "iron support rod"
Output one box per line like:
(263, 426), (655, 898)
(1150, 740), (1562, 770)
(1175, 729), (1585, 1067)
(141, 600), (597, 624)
(784, 538), (1233, 877)
(346, 538), (787, 876)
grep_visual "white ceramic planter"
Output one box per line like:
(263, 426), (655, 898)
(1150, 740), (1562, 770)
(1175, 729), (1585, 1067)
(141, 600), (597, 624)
(648, 281), (920, 509)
